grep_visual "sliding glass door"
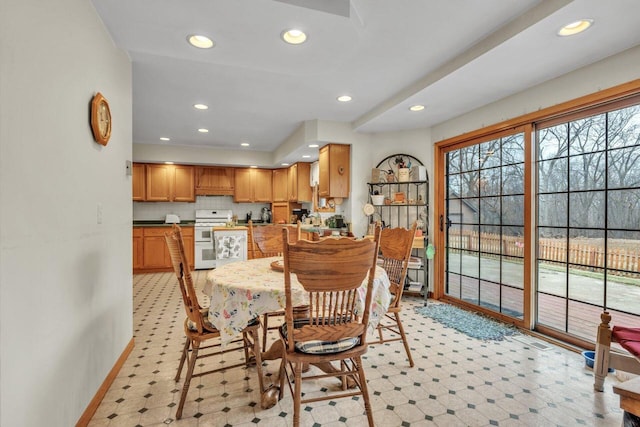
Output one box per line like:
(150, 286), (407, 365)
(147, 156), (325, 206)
(436, 95), (640, 344)
(444, 131), (527, 321)
(536, 102), (640, 340)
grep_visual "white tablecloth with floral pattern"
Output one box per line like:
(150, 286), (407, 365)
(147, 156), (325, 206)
(204, 256), (391, 345)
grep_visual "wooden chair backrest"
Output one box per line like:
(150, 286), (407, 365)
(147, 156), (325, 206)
(248, 221), (285, 258)
(378, 222), (418, 309)
(165, 224), (206, 333)
(248, 221), (301, 258)
(281, 226), (381, 347)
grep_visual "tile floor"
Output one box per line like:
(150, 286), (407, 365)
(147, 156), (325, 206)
(89, 272), (627, 426)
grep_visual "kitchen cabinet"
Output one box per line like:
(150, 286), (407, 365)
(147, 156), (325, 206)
(132, 163), (146, 201)
(132, 227), (143, 269)
(234, 168), (272, 203)
(319, 143), (350, 199)
(287, 162), (312, 202)
(195, 166), (235, 195)
(134, 226), (194, 273)
(145, 164), (195, 202)
(271, 201), (301, 224)
(272, 168), (288, 202)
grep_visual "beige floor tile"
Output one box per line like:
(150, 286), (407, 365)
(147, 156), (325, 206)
(89, 274), (627, 426)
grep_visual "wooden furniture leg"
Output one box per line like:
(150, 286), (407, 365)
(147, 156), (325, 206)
(594, 311), (613, 392)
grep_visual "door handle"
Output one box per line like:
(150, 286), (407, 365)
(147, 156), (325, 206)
(440, 215), (451, 231)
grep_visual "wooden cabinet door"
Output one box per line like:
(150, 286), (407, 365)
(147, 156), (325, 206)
(195, 166), (235, 195)
(319, 144), (350, 198)
(234, 168), (253, 202)
(173, 165), (195, 202)
(181, 227), (194, 268)
(133, 228), (144, 269)
(271, 202), (290, 224)
(253, 169), (273, 202)
(272, 169), (288, 202)
(296, 162), (312, 202)
(143, 235), (169, 268)
(132, 163), (146, 201)
(287, 164), (298, 201)
(146, 164), (172, 201)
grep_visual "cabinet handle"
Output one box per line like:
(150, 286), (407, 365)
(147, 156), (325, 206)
(439, 215), (443, 232)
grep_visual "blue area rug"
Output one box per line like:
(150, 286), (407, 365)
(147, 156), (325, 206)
(415, 303), (519, 341)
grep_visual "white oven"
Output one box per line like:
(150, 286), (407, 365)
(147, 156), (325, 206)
(194, 209), (232, 270)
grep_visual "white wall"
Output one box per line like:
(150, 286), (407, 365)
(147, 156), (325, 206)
(0, 1), (132, 425)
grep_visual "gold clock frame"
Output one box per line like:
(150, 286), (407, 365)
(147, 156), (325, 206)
(90, 92), (111, 146)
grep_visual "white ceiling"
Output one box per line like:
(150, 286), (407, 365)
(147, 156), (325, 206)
(92, 0), (640, 164)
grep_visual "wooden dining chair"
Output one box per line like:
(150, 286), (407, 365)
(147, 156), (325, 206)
(248, 220), (301, 348)
(594, 311), (640, 391)
(278, 226), (382, 427)
(164, 224), (265, 419)
(369, 222), (418, 367)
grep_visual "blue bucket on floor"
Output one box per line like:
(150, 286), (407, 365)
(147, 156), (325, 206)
(582, 350), (614, 372)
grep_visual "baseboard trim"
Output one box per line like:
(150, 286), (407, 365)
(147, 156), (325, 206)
(76, 337), (135, 427)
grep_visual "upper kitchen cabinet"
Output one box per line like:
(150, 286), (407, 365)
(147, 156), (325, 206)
(132, 163), (146, 201)
(195, 166), (235, 196)
(145, 164), (195, 202)
(319, 143), (350, 199)
(287, 162), (312, 202)
(272, 168), (288, 202)
(234, 168), (273, 203)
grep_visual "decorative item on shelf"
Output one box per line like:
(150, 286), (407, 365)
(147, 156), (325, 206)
(385, 170), (396, 182)
(398, 167), (410, 182)
(410, 165), (427, 181)
(394, 192), (405, 203)
(371, 194), (385, 205)
(371, 168), (383, 183)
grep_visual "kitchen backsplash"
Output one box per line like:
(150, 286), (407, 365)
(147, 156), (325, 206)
(133, 196), (271, 222)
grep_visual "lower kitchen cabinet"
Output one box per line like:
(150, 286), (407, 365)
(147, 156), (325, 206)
(134, 226), (194, 273)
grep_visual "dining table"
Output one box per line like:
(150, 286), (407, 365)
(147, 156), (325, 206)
(203, 255), (392, 408)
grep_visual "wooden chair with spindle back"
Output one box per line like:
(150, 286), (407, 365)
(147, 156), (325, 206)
(369, 222), (418, 367)
(278, 226), (382, 427)
(248, 220), (301, 348)
(164, 224), (265, 419)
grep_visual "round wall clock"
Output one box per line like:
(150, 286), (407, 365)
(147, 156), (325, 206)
(90, 92), (111, 146)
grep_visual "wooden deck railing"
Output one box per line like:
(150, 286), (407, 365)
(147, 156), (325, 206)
(448, 230), (640, 277)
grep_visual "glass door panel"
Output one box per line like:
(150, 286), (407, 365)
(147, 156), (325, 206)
(444, 132), (525, 320)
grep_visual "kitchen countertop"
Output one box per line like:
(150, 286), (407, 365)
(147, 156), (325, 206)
(133, 220), (195, 227)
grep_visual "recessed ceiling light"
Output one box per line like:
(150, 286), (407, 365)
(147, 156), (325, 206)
(558, 19), (593, 36)
(160, 137), (170, 141)
(302, 155), (311, 158)
(281, 29), (307, 45)
(337, 95), (352, 102)
(241, 142), (250, 147)
(198, 128), (209, 133)
(308, 144), (319, 148)
(281, 163), (290, 166)
(187, 34), (215, 49)
(409, 105), (425, 112)
(193, 104), (208, 110)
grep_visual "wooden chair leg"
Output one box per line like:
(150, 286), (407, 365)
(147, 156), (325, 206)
(354, 356), (374, 427)
(394, 312), (414, 367)
(293, 362), (303, 427)
(176, 340), (199, 420)
(594, 311), (613, 392)
(262, 314), (269, 349)
(175, 337), (190, 382)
